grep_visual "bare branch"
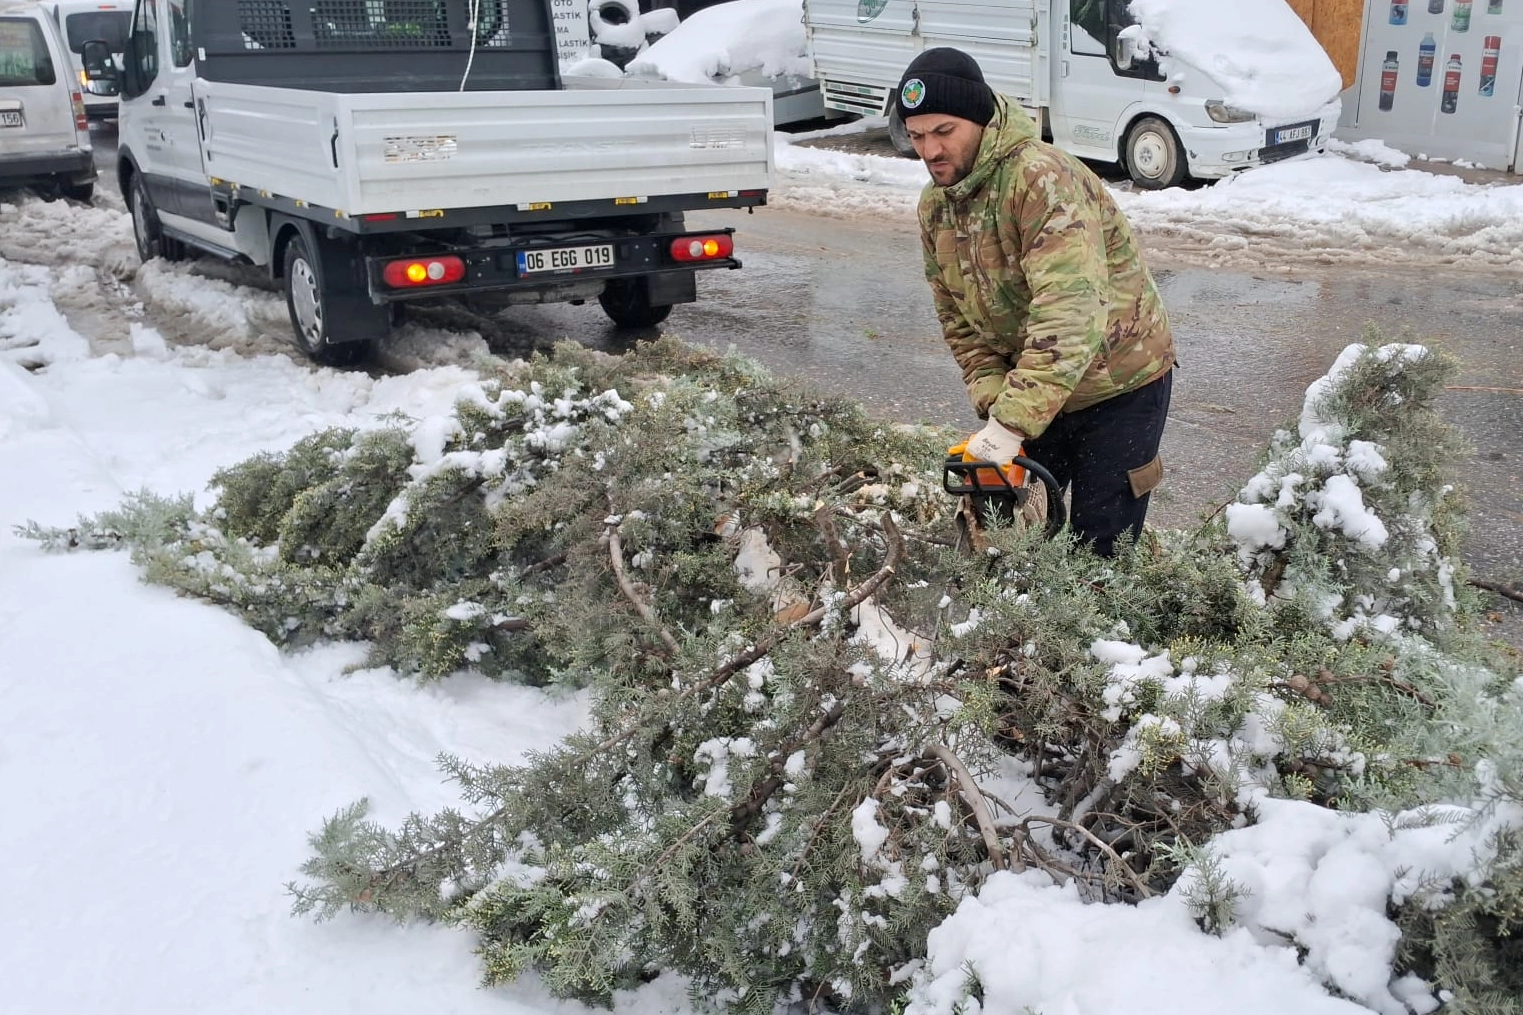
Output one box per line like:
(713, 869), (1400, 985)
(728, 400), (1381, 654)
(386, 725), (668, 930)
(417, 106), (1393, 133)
(1021, 815), (1154, 899)
(926, 744), (1016, 873)
(607, 526), (681, 657)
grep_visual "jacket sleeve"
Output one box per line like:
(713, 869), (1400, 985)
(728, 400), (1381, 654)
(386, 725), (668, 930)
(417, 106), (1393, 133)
(920, 205), (1008, 418)
(987, 151), (1111, 438)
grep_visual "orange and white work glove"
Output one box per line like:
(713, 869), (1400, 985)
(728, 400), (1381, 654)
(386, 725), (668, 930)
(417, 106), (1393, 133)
(948, 418), (1028, 489)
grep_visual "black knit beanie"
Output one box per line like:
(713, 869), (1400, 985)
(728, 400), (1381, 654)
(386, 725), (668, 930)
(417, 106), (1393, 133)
(895, 48), (995, 126)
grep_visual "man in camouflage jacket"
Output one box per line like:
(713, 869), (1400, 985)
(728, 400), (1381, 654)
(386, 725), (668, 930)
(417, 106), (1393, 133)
(898, 47), (1176, 555)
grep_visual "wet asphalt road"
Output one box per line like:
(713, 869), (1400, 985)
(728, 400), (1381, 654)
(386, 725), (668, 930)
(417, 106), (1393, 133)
(86, 126), (1523, 618)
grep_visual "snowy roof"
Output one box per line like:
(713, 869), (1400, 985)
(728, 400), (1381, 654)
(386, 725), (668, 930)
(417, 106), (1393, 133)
(625, 0), (810, 85)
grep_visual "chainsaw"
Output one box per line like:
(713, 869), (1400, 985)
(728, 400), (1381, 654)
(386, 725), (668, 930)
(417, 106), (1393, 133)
(942, 442), (1066, 553)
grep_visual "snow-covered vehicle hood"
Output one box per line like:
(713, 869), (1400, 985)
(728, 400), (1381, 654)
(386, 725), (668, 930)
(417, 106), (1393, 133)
(625, 0), (812, 85)
(1127, 0), (1343, 118)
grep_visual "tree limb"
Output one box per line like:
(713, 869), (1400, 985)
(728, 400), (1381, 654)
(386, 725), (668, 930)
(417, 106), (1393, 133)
(926, 744), (1016, 873)
(592, 511), (904, 756)
(1470, 577), (1523, 604)
(1020, 815), (1154, 899)
(607, 526), (681, 657)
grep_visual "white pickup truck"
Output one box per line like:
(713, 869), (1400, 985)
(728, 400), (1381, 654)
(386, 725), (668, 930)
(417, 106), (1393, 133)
(83, 0), (773, 365)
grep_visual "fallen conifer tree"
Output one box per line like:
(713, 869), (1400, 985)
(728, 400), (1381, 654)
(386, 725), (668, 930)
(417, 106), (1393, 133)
(23, 336), (1522, 1014)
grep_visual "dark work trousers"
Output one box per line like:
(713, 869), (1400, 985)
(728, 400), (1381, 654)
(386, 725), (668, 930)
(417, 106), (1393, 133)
(1023, 370), (1173, 557)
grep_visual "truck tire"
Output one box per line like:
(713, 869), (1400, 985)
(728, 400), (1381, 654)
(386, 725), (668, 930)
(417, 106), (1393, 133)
(1123, 116), (1186, 190)
(282, 233), (373, 367)
(130, 174), (185, 263)
(60, 180), (94, 203)
(599, 276), (672, 329)
(888, 107), (918, 159)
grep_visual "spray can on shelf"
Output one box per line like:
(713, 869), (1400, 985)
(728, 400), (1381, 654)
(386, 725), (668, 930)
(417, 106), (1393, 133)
(1391, 0), (1408, 24)
(1488, 0), (1502, 13)
(1430, 0), (1445, 12)
(1380, 51), (1400, 109)
(1480, 35), (1501, 95)
(1418, 33), (1437, 85)
(1441, 54), (1462, 111)
(1453, 0), (1473, 31)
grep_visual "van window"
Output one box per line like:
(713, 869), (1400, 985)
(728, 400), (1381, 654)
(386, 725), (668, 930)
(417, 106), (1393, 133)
(64, 10), (132, 53)
(0, 17), (58, 86)
(169, 0), (192, 66)
(1070, 0), (1107, 56)
(124, 0), (159, 94)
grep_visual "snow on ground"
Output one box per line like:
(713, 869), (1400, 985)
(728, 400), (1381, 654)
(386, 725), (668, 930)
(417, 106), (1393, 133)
(773, 130), (1523, 271)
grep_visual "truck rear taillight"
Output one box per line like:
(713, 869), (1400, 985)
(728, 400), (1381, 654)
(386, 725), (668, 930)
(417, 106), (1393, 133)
(383, 256), (466, 288)
(670, 234), (734, 263)
(70, 91), (87, 132)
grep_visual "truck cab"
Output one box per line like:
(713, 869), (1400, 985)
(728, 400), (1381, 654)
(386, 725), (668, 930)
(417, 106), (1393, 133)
(38, 0), (131, 120)
(84, 0), (773, 366)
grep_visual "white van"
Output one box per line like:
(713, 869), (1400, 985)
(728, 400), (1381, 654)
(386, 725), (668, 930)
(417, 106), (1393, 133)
(0, 1), (94, 199)
(38, 0), (130, 120)
(805, 0), (1344, 189)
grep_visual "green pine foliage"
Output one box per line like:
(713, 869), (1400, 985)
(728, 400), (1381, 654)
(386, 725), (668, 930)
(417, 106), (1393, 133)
(18, 336), (1522, 1012)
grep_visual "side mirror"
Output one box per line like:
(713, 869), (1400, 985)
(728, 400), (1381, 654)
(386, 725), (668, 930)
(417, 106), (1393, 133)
(1113, 33), (1136, 70)
(80, 39), (121, 95)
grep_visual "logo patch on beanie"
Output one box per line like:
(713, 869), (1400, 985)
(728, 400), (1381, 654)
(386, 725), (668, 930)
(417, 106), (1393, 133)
(856, 0), (888, 22)
(901, 78), (926, 109)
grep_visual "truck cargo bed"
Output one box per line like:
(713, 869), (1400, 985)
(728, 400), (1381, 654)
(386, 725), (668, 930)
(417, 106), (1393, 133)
(195, 76), (774, 218)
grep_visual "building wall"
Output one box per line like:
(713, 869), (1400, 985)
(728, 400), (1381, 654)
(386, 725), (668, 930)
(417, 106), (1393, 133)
(1338, 0), (1523, 171)
(1288, 0), (1367, 89)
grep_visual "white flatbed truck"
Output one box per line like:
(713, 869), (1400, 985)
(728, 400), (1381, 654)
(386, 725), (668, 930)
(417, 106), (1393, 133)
(84, 0), (773, 364)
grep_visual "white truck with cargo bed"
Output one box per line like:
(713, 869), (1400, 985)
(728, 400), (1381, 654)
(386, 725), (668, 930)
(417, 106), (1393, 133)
(84, 0), (773, 365)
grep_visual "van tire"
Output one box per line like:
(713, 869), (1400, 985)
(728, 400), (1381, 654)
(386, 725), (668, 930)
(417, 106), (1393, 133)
(888, 107), (918, 159)
(599, 276), (672, 329)
(1123, 117), (1186, 190)
(130, 175), (185, 263)
(282, 233), (373, 367)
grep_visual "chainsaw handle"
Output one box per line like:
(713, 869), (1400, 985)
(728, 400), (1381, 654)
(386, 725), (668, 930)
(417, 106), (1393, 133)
(942, 453), (1067, 535)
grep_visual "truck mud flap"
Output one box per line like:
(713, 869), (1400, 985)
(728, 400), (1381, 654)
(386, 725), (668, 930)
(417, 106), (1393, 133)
(646, 270), (696, 307)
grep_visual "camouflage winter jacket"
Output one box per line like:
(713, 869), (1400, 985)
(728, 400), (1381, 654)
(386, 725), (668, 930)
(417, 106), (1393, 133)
(919, 96), (1175, 438)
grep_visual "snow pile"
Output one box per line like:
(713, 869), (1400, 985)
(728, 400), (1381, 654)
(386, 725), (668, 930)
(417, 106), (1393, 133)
(1127, 0), (1343, 117)
(1197, 783), (1522, 1015)
(908, 773), (1521, 1015)
(907, 869), (1368, 1015)
(1111, 155), (1523, 270)
(772, 128), (1523, 271)
(626, 0), (810, 85)
(1329, 137), (1414, 169)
